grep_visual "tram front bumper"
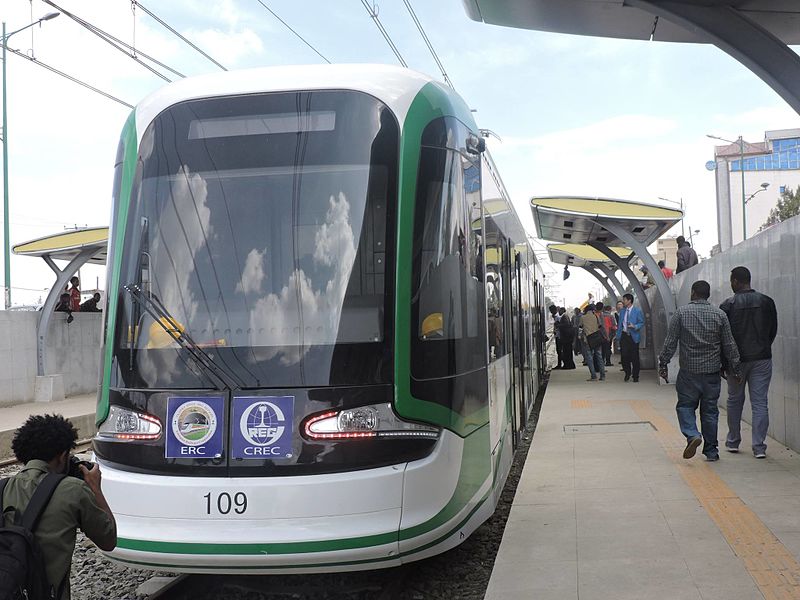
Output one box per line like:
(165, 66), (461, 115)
(99, 460), (406, 573)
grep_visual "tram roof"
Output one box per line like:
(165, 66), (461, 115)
(461, 0), (800, 45)
(135, 64), (452, 139)
(547, 243), (631, 267)
(530, 196), (682, 247)
(13, 227), (108, 264)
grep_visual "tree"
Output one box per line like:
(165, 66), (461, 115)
(760, 185), (800, 231)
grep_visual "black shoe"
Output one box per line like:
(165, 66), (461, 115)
(633, 378), (639, 383)
(624, 375), (631, 382)
(605, 362), (612, 366)
(705, 454), (720, 462)
(683, 436), (702, 459)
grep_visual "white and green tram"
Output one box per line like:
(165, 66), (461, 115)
(94, 64), (546, 573)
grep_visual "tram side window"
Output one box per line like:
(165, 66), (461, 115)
(411, 121), (486, 381)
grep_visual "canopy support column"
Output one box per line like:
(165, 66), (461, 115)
(586, 243), (651, 321)
(592, 263), (626, 298)
(37, 248), (98, 376)
(597, 221), (677, 323)
(581, 265), (619, 302)
(630, 0), (800, 116)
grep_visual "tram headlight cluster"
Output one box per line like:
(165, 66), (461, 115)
(98, 406), (162, 441)
(303, 403), (440, 441)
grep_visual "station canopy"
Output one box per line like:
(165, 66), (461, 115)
(530, 197), (682, 246)
(547, 243), (631, 268)
(13, 227), (109, 265)
(461, 0), (800, 45)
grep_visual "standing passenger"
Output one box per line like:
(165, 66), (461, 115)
(602, 304), (615, 366)
(675, 236), (698, 273)
(68, 277), (81, 312)
(617, 293), (644, 382)
(720, 266), (778, 458)
(581, 303), (606, 381)
(556, 310), (576, 370)
(658, 280), (741, 461)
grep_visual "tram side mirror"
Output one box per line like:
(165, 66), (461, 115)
(466, 134), (486, 155)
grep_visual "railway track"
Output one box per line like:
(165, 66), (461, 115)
(0, 437), (94, 468)
(145, 566), (417, 600)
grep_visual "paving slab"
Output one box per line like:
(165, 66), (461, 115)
(485, 367), (800, 599)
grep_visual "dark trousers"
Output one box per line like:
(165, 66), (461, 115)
(555, 337), (563, 367)
(602, 340), (612, 365)
(560, 337), (575, 368)
(676, 370), (722, 457)
(620, 333), (640, 379)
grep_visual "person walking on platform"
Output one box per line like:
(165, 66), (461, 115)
(556, 309), (576, 369)
(675, 236), (698, 273)
(720, 266), (778, 458)
(581, 302), (606, 381)
(602, 304), (615, 366)
(658, 280), (742, 462)
(617, 293), (644, 382)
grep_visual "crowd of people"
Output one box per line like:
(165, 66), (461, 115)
(549, 261), (777, 464)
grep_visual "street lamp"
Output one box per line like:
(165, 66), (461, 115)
(745, 182), (770, 204)
(707, 133), (749, 242)
(2, 11), (60, 309)
(657, 196), (685, 237)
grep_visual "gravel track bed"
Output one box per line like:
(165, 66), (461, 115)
(6, 383), (545, 600)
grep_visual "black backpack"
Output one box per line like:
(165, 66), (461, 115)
(0, 473), (66, 600)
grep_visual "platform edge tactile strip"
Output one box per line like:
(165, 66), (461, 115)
(631, 399), (800, 599)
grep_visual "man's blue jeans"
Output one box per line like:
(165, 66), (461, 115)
(676, 369), (722, 457)
(726, 359), (772, 454)
(584, 345), (605, 379)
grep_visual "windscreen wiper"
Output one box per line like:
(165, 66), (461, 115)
(123, 283), (245, 390)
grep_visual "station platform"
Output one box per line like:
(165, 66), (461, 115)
(487, 367), (800, 600)
(0, 393), (97, 459)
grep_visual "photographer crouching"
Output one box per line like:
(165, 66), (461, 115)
(1, 414), (117, 600)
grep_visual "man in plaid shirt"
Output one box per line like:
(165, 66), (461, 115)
(658, 280), (741, 461)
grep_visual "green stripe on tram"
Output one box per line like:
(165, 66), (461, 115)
(98, 110), (138, 425)
(393, 81), (486, 437)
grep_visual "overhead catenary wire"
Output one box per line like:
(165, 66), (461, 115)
(43, 0), (185, 81)
(359, 0), (408, 67)
(42, 0), (180, 83)
(5, 47), (134, 108)
(254, 0), (331, 64)
(402, 0), (452, 87)
(131, 0), (227, 71)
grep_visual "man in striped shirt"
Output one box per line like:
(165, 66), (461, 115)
(658, 280), (742, 462)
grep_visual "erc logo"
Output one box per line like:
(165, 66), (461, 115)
(172, 401), (217, 446)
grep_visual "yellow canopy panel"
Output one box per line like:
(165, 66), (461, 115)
(532, 197), (682, 220)
(530, 196), (682, 247)
(13, 227), (109, 265)
(547, 243), (630, 267)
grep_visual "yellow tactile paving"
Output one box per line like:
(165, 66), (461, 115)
(570, 399), (592, 409)
(631, 399), (800, 599)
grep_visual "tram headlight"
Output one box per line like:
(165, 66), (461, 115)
(303, 403), (440, 440)
(97, 406), (162, 441)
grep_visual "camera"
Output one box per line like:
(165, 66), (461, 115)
(67, 455), (94, 479)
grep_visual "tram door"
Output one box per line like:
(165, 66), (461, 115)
(506, 241), (521, 449)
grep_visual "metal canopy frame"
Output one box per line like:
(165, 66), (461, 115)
(462, 0), (800, 116)
(629, 1), (800, 116)
(13, 227), (108, 377)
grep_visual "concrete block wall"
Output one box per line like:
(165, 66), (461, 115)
(648, 214), (800, 452)
(0, 311), (102, 406)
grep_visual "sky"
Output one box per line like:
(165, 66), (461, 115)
(2, 0), (800, 307)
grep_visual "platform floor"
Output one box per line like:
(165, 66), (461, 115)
(486, 367), (800, 600)
(0, 393), (97, 458)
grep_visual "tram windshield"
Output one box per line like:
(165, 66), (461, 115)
(113, 90), (398, 388)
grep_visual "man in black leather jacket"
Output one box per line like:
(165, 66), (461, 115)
(720, 266), (778, 458)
